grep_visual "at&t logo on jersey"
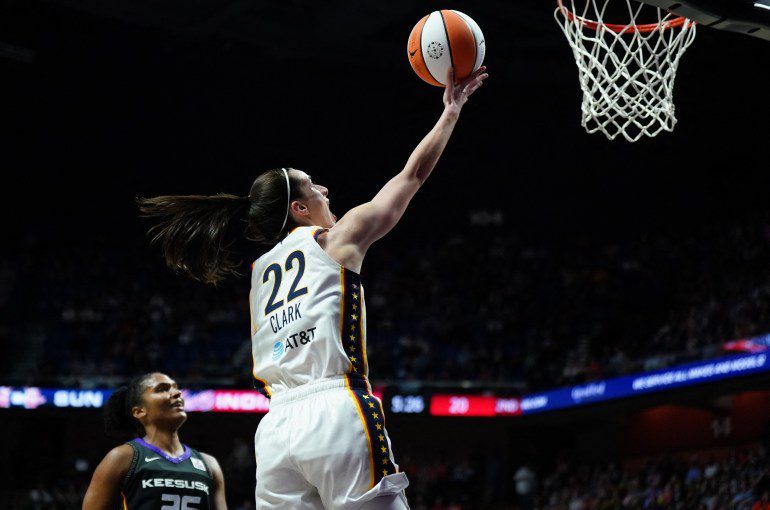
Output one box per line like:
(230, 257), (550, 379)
(272, 342), (284, 361)
(271, 327), (317, 361)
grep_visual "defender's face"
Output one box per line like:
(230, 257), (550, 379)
(133, 373), (187, 428)
(290, 169), (336, 228)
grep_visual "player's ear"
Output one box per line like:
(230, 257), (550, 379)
(131, 405), (147, 420)
(290, 200), (309, 218)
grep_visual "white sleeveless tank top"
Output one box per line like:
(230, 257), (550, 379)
(249, 226), (369, 397)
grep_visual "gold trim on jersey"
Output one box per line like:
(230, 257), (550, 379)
(344, 375), (375, 489)
(359, 285), (368, 376)
(344, 374), (397, 488)
(339, 267), (353, 373)
(339, 267), (366, 376)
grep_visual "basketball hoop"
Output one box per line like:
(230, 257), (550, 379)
(555, 0), (696, 142)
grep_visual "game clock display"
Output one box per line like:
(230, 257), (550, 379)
(389, 394), (426, 414)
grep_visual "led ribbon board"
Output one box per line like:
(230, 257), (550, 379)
(2, 352), (768, 415)
(425, 352), (770, 417)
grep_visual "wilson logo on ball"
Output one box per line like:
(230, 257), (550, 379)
(407, 10), (485, 87)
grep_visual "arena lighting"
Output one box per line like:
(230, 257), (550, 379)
(2, 340), (769, 415)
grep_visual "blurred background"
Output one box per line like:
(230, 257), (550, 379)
(2, 0), (770, 508)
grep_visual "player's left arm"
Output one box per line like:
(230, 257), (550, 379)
(202, 453), (228, 510)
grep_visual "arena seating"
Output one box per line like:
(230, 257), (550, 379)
(3, 219), (769, 392)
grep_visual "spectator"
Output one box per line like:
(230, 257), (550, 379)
(514, 463), (537, 509)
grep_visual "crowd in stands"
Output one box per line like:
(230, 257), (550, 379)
(323, 445), (770, 510)
(2, 218), (770, 391)
(365, 219), (770, 389)
(523, 446), (770, 510)
(6, 458), (91, 510)
(394, 448), (770, 509)
(12, 439), (770, 510)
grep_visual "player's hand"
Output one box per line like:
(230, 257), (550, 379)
(443, 66), (488, 113)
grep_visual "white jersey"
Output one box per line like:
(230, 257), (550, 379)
(249, 226), (369, 397)
(250, 227), (409, 507)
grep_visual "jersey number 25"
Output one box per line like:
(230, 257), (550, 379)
(161, 494), (200, 510)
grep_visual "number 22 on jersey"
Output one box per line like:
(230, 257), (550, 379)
(262, 250), (309, 315)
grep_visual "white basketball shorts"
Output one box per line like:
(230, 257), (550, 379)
(254, 375), (410, 509)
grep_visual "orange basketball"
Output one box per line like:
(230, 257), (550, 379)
(407, 10), (485, 87)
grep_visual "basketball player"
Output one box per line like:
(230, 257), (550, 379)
(82, 372), (227, 510)
(138, 66), (487, 509)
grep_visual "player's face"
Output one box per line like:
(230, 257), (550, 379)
(290, 169), (336, 228)
(133, 373), (187, 429)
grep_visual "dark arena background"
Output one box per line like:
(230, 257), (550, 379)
(3, 0), (770, 509)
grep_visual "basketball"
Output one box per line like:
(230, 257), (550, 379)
(407, 10), (485, 87)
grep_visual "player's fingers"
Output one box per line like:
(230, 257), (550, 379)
(471, 72), (488, 85)
(445, 66), (455, 89)
(466, 74), (485, 91)
(464, 67), (487, 84)
(459, 69), (487, 91)
(466, 81), (483, 97)
(466, 75), (487, 95)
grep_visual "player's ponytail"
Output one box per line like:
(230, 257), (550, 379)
(138, 169), (300, 285)
(104, 374), (153, 437)
(138, 193), (249, 285)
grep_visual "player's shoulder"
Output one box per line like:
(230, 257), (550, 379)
(107, 443), (135, 462)
(98, 443), (135, 475)
(198, 451), (220, 466)
(320, 222), (364, 271)
(198, 451), (224, 477)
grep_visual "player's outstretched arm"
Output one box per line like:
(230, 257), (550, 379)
(202, 453), (228, 510)
(82, 445), (133, 510)
(325, 66), (488, 271)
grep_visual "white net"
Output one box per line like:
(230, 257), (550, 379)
(554, 0), (696, 142)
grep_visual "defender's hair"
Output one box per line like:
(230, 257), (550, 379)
(138, 169), (301, 285)
(104, 373), (155, 437)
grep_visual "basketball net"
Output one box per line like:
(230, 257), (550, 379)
(554, 0), (696, 142)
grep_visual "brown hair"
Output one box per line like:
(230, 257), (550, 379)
(138, 169), (301, 284)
